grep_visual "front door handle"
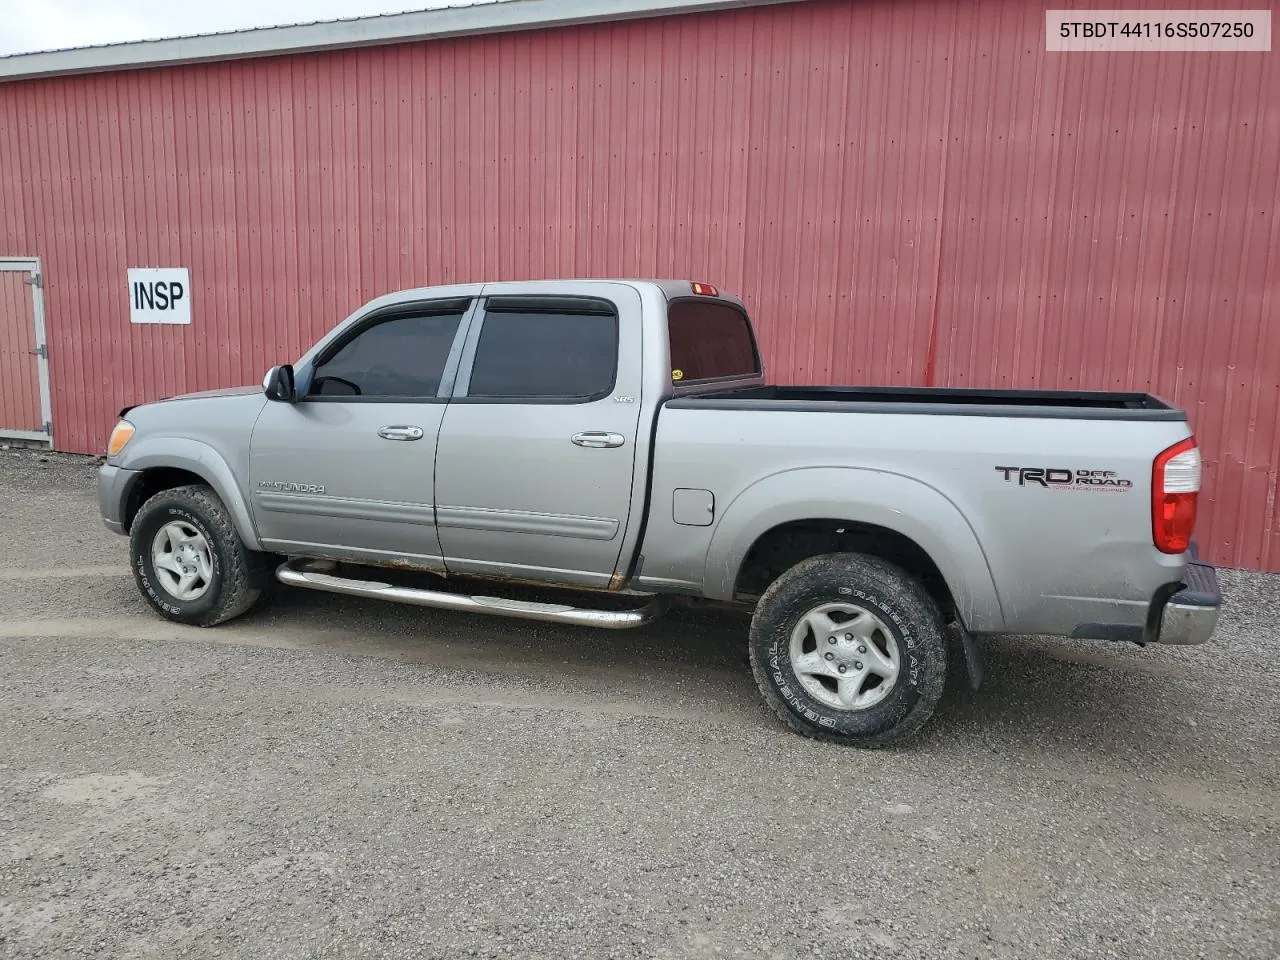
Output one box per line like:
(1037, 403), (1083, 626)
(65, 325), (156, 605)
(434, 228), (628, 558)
(571, 431), (625, 449)
(378, 425), (424, 441)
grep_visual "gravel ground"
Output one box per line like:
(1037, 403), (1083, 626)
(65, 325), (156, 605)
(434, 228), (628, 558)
(0, 449), (1276, 960)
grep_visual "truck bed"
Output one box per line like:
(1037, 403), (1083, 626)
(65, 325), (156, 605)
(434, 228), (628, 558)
(668, 385), (1184, 420)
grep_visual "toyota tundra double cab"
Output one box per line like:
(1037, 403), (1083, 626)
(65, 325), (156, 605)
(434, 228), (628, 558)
(98, 279), (1221, 746)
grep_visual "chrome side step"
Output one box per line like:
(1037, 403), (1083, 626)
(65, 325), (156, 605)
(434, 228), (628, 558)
(275, 562), (663, 630)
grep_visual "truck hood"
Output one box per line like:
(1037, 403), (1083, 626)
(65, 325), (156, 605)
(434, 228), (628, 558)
(164, 385), (262, 401)
(121, 385), (260, 417)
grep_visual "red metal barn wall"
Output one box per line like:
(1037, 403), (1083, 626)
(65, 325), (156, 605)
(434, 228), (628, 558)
(0, 0), (1277, 570)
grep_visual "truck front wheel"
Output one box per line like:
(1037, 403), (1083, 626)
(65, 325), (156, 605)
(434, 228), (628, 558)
(748, 553), (948, 747)
(129, 484), (265, 627)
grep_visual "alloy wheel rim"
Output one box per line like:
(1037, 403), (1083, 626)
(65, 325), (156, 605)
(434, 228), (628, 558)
(150, 520), (214, 601)
(788, 601), (901, 711)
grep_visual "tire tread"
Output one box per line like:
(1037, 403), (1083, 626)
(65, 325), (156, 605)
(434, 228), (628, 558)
(748, 552), (948, 748)
(129, 484), (262, 627)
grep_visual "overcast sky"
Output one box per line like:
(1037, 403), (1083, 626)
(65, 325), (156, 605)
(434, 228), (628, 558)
(0, 0), (504, 56)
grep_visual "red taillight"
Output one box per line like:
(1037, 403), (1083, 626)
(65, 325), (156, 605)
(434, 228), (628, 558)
(690, 282), (719, 296)
(1152, 437), (1201, 554)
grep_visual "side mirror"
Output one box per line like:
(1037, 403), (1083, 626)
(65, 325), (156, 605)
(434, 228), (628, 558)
(263, 364), (297, 403)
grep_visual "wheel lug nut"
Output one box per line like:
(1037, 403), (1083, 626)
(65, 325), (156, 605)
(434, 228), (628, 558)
(857, 645), (867, 654)
(828, 637), (837, 644)
(837, 665), (847, 673)
(844, 633), (852, 640)
(855, 661), (864, 670)
(824, 652), (835, 661)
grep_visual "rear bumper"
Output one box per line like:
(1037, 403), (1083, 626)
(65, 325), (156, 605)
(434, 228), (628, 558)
(1155, 560), (1221, 645)
(1069, 555), (1221, 646)
(98, 463), (140, 535)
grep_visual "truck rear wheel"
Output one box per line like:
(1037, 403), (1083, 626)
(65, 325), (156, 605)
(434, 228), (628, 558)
(748, 552), (947, 747)
(129, 484), (265, 627)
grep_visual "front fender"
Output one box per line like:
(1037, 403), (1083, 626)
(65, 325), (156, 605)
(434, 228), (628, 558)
(702, 466), (1004, 632)
(114, 437), (262, 550)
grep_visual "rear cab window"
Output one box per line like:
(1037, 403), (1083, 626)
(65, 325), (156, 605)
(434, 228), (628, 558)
(667, 298), (761, 384)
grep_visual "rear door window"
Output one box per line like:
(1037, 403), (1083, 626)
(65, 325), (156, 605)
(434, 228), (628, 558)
(667, 299), (760, 383)
(465, 299), (618, 402)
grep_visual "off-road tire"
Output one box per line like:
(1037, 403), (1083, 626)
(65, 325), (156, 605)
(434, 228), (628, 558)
(129, 484), (265, 627)
(748, 552), (948, 747)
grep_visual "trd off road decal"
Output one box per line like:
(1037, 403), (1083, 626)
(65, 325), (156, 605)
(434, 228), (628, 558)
(995, 466), (1133, 491)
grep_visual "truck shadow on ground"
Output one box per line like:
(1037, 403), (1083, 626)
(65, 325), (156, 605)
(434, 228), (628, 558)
(923, 634), (1219, 767)
(241, 585), (1213, 764)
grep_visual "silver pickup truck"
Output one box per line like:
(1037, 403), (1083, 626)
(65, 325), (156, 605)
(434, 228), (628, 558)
(98, 279), (1221, 746)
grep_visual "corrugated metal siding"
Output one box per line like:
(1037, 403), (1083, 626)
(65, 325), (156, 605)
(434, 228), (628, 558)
(0, 0), (1276, 569)
(928, 1), (1280, 573)
(0, 271), (40, 432)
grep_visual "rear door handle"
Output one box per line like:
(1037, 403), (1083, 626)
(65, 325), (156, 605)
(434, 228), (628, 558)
(571, 431), (625, 449)
(378, 425), (424, 441)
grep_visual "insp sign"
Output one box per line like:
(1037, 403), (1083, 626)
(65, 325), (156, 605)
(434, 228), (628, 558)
(129, 268), (191, 325)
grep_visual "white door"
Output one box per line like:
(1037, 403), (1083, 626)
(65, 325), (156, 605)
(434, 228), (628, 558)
(0, 258), (53, 444)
